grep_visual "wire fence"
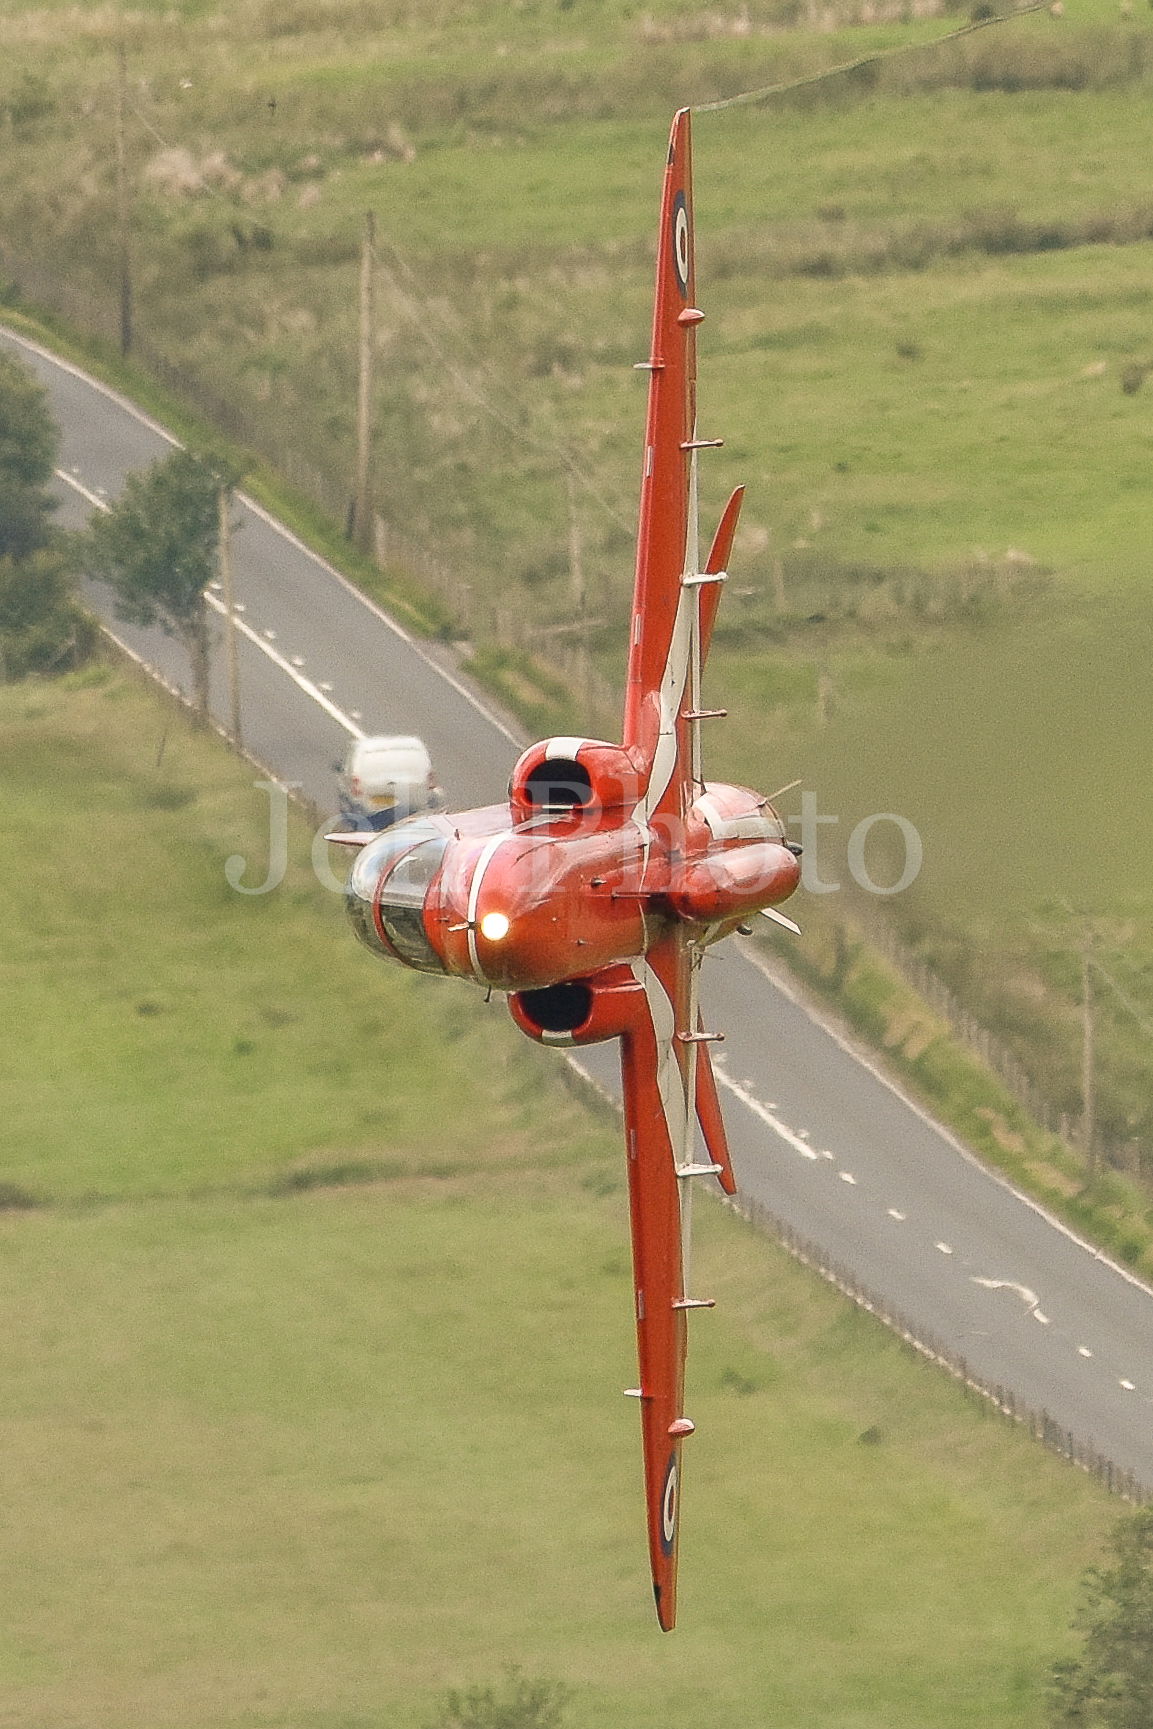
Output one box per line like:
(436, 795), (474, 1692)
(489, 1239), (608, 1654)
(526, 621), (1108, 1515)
(851, 899), (1142, 1176)
(731, 1190), (1152, 1508)
(562, 1053), (1150, 1508)
(3, 251), (624, 728)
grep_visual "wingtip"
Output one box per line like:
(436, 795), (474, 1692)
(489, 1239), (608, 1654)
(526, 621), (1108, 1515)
(653, 1581), (678, 1632)
(667, 106), (692, 166)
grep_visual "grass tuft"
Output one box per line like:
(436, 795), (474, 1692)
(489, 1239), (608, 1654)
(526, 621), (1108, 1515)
(0, 1182), (43, 1211)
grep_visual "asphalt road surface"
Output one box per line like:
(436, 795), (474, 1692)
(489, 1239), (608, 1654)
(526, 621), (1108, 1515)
(7, 322), (1153, 1487)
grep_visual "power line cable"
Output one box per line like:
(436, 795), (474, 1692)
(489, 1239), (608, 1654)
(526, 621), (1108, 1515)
(692, 0), (1053, 114)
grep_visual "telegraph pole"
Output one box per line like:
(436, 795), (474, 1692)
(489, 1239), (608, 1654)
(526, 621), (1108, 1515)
(219, 485), (241, 747)
(1081, 929), (1097, 1172)
(351, 210), (376, 552)
(114, 41), (133, 357)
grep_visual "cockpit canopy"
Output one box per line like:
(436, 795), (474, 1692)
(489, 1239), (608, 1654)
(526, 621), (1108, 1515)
(345, 816), (450, 974)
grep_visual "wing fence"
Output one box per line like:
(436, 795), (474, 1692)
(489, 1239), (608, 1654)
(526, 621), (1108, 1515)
(732, 1188), (1151, 1506)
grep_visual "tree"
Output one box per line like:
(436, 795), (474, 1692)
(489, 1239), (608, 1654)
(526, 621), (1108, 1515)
(0, 348), (58, 548)
(1050, 1505), (1153, 1727)
(0, 351), (93, 679)
(0, 545), (95, 678)
(424, 1667), (573, 1729)
(85, 446), (226, 719)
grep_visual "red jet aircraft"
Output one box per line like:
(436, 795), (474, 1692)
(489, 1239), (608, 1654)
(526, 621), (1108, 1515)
(333, 108), (802, 1630)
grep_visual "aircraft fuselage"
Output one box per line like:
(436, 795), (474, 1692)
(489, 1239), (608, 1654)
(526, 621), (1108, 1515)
(345, 766), (800, 1000)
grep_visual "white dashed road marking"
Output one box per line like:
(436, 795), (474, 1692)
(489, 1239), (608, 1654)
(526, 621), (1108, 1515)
(713, 1067), (820, 1162)
(59, 465), (367, 742)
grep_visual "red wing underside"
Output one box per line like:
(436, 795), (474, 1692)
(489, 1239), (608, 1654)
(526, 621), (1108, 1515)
(617, 109), (745, 1629)
(624, 108), (704, 831)
(619, 926), (716, 1631)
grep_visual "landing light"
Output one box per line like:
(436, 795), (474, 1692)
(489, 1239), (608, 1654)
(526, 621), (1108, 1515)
(479, 911), (511, 942)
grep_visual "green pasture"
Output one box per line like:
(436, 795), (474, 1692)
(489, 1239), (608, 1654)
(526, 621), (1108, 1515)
(0, 1189), (1114, 1729)
(0, 677), (599, 1203)
(0, 669), (1122, 1727)
(7, 2), (1153, 601)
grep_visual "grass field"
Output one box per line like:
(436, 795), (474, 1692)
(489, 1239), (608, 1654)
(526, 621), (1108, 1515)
(1, 3), (1151, 1167)
(0, 666), (1125, 1726)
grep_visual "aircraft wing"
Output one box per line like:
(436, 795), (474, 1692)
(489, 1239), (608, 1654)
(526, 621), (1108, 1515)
(624, 107), (734, 830)
(615, 107), (747, 1632)
(620, 925), (723, 1630)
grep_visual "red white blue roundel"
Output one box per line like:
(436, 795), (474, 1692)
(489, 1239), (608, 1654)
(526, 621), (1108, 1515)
(671, 191), (690, 299)
(660, 1451), (679, 1554)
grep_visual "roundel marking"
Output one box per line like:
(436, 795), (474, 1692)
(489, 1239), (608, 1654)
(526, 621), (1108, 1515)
(671, 192), (690, 298)
(660, 1452), (678, 1554)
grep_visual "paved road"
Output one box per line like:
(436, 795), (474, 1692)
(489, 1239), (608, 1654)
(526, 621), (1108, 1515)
(8, 322), (1153, 1487)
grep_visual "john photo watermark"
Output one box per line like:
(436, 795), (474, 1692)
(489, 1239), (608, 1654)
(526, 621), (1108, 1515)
(225, 780), (924, 900)
(792, 791), (922, 897)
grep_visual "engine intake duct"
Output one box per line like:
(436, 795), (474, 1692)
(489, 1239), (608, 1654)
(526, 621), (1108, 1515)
(514, 980), (594, 1034)
(522, 758), (593, 811)
(509, 739), (642, 825)
(508, 963), (645, 1047)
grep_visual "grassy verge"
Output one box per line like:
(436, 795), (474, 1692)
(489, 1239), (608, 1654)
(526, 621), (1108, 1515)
(760, 898), (1153, 1281)
(0, 668), (1124, 1727)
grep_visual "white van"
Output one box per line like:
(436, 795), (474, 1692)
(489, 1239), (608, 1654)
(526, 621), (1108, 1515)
(336, 735), (445, 831)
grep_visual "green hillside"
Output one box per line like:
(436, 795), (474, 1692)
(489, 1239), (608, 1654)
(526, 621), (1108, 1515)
(1, 0), (1151, 1156)
(0, 666), (1121, 1727)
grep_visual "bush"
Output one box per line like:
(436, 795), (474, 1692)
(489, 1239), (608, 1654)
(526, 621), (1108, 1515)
(424, 1668), (573, 1729)
(1050, 1505), (1153, 1726)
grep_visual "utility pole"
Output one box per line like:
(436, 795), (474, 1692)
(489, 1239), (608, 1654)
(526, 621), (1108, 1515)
(219, 485), (241, 747)
(566, 469), (589, 718)
(1081, 929), (1097, 1173)
(114, 41), (133, 358)
(351, 210), (375, 552)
